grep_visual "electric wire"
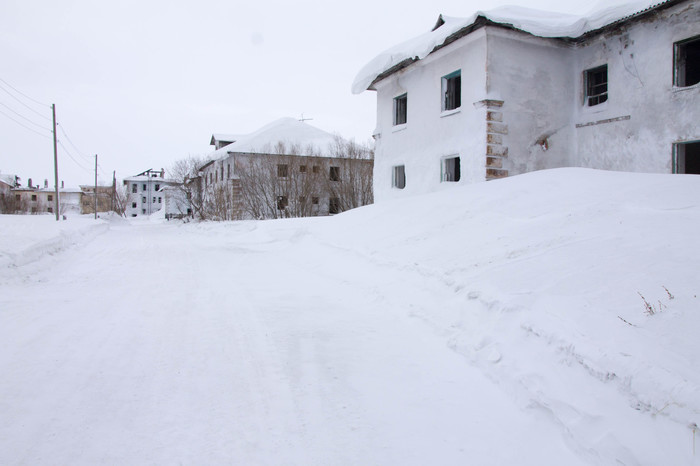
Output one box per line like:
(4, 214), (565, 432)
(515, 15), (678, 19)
(0, 107), (51, 139)
(0, 77), (49, 108)
(56, 123), (92, 161)
(57, 140), (93, 173)
(0, 81), (52, 122)
(0, 101), (52, 131)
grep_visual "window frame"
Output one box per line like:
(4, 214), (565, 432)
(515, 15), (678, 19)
(585, 65), (608, 106)
(277, 164), (289, 178)
(441, 156), (461, 182)
(442, 70), (462, 112)
(674, 35), (700, 87)
(392, 165), (406, 189)
(393, 93), (407, 126)
(329, 166), (340, 182)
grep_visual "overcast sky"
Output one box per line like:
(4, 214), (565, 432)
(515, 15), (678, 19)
(1, 0), (597, 187)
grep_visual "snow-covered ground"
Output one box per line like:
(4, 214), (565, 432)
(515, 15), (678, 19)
(1, 168), (698, 465)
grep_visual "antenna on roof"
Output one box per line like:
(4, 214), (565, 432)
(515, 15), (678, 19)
(299, 113), (313, 123)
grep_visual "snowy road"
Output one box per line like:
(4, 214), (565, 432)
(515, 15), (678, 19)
(1, 219), (581, 465)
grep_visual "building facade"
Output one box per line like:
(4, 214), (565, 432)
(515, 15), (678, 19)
(353, 0), (700, 202)
(123, 169), (179, 218)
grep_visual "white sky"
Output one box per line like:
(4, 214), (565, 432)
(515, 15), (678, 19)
(0, 0), (597, 187)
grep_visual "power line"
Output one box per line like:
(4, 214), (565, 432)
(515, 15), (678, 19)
(0, 101), (52, 131)
(0, 81), (52, 122)
(58, 140), (93, 173)
(0, 77), (49, 108)
(0, 107), (51, 139)
(56, 123), (92, 161)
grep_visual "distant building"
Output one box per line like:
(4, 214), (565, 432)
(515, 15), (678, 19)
(0, 176), (82, 215)
(354, 0), (700, 202)
(123, 169), (179, 217)
(79, 184), (113, 215)
(196, 118), (373, 220)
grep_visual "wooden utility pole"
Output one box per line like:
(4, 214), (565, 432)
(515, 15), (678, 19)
(52, 104), (59, 221)
(112, 170), (116, 212)
(94, 154), (98, 219)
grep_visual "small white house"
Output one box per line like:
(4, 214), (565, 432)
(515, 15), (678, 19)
(353, 0), (700, 202)
(123, 169), (178, 217)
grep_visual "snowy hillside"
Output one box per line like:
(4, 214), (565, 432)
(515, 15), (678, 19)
(1, 168), (698, 465)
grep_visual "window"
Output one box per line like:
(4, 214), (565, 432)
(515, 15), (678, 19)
(132, 202), (137, 208)
(155, 184), (160, 191)
(674, 141), (700, 174)
(313, 165), (320, 174)
(277, 164), (289, 178)
(277, 195), (288, 210)
(15, 194), (20, 201)
(442, 70), (461, 111)
(142, 196), (147, 203)
(47, 195), (53, 201)
(132, 184), (137, 193)
(675, 36), (700, 87)
(394, 93), (407, 125)
(132, 214), (137, 217)
(142, 209), (146, 214)
(47, 207), (53, 213)
(299, 165), (307, 173)
(158, 197), (162, 203)
(152, 197), (156, 203)
(329, 166), (340, 181)
(312, 196), (319, 205)
(227, 164), (231, 178)
(299, 196), (306, 204)
(442, 156), (461, 182)
(392, 165), (406, 189)
(585, 65), (608, 106)
(329, 197), (341, 214)
(142, 184), (146, 191)
(31, 194), (37, 201)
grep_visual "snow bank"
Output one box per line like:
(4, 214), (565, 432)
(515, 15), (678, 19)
(0, 215), (108, 269)
(352, 0), (665, 93)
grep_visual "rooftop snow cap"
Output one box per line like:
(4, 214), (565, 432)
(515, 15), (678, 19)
(208, 117), (339, 159)
(351, 0), (667, 94)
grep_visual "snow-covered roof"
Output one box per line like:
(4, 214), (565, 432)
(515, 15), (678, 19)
(0, 174), (16, 187)
(210, 134), (240, 146)
(352, 0), (675, 94)
(208, 117), (339, 160)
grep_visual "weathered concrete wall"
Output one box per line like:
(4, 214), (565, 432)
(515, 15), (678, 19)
(572, 1), (700, 173)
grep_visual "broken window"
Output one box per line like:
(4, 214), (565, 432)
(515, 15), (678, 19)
(442, 156), (461, 182)
(675, 36), (700, 87)
(277, 164), (289, 178)
(31, 194), (36, 201)
(132, 202), (137, 208)
(329, 166), (340, 181)
(585, 65), (608, 106)
(142, 184), (146, 191)
(277, 195), (288, 210)
(155, 184), (160, 191)
(132, 184), (137, 193)
(394, 93), (407, 125)
(674, 141), (700, 174)
(329, 197), (341, 214)
(442, 70), (461, 111)
(392, 165), (406, 189)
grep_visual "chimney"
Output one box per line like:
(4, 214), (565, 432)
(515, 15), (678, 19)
(28, 178), (32, 188)
(44, 179), (48, 188)
(61, 180), (64, 189)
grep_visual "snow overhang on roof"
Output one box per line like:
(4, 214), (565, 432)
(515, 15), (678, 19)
(351, 0), (678, 94)
(205, 117), (339, 162)
(210, 134), (239, 146)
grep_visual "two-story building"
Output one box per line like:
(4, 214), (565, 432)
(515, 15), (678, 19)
(353, 0), (699, 202)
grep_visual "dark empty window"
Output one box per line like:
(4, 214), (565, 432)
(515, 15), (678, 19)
(142, 184), (146, 191)
(47, 195), (53, 201)
(132, 202), (137, 208)
(329, 197), (341, 214)
(278, 164), (289, 178)
(142, 196), (147, 203)
(394, 93), (407, 125)
(155, 184), (160, 191)
(675, 36), (700, 87)
(312, 196), (319, 205)
(393, 165), (406, 189)
(674, 141), (700, 174)
(329, 166), (340, 181)
(277, 195), (288, 210)
(442, 70), (461, 111)
(299, 165), (307, 173)
(132, 184), (137, 193)
(585, 65), (608, 106)
(47, 207), (53, 213)
(31, 194), (37, 201)
(442, 156), (461, 182)
(142, 209), (146, 214)
(312, 165), (320, 174)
